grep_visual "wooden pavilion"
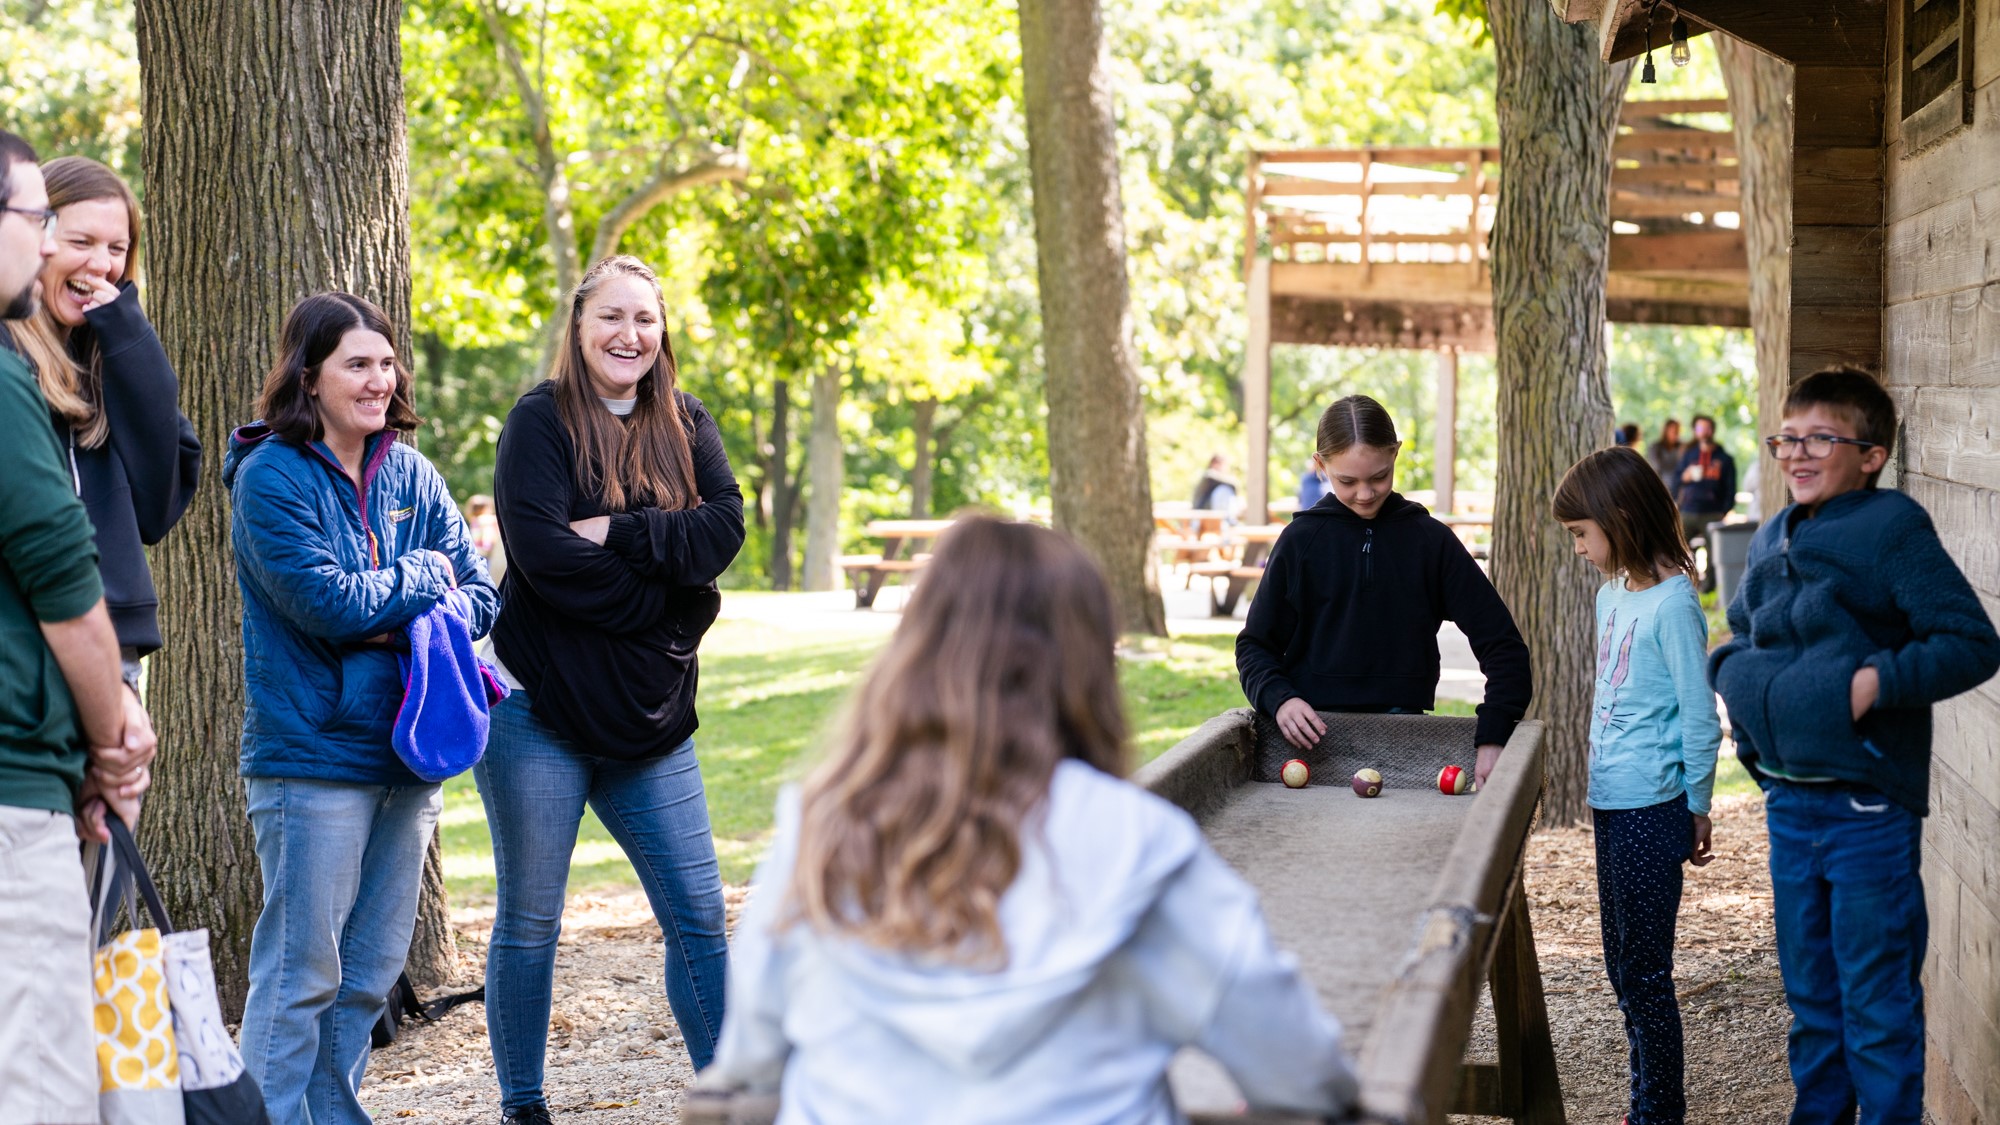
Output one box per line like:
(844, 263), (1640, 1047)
(1240, 99), (1751, 519)
(1551, 4), (2000, 1122)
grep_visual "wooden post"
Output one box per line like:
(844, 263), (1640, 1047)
(1435, 348), (1459, 514)
(1245, 254), (1272, 525)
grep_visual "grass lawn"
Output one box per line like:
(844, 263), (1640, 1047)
(439, 611), (1757, 900)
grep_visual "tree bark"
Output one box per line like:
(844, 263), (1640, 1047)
(1717, 34), (1793, 521)
(910, 397), (937, 518)
(801, 364), (843, 592)
(1017, 0), (1167, 637)
(1486, 0), (1629, 824)
(135, 0), (416, 1015)
(767, 376), (796, 590)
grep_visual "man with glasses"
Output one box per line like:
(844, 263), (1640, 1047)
(1671, 413), (1736, 593)
(0, 129), (153, 1125)
(1709, 365), (2000, 1125)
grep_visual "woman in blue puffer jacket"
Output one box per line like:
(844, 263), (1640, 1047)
(223, 292), (498, 1125)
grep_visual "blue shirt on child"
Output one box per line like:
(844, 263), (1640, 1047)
(1588, 574), (1722, 815)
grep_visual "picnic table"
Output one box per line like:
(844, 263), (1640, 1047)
(1186, 523), (1285, 616)
(1153, 505), (1237, 569)
(839, 519), (954, 609)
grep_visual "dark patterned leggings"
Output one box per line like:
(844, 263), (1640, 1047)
(1594, 794), (1693, 1125)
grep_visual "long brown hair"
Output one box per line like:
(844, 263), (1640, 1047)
(14, 157), (142, 449)
(788, 517), (1132, 967)
(550, 256), (697, 511)
(253, 292), (422, 445)
(1551, 446), (1695, 581)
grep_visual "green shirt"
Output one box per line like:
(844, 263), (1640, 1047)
(0, 346), (104, 813)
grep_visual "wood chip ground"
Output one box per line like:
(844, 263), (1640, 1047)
(359, 792), (1791, 1122)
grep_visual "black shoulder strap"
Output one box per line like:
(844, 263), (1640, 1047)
(107, 814), (176, 935)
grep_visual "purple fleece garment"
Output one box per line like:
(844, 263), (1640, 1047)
(394, 587), (508, 782)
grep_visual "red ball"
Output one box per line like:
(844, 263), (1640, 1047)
(1437, 765), (1471, 795)
(1280, 759), (1311, 788)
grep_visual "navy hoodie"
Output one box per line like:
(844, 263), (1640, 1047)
(1707, 488), (2000, 815)
(1236, 493), (1531, 748)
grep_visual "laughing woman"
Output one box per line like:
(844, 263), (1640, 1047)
(226, 293), (498, 1125)
(484, 255), (744, 1124)
(0, 156), (200, 726)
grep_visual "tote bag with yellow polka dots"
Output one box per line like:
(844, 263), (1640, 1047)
(91, 815), (271, 1125)
(90, 827), (185, 1125)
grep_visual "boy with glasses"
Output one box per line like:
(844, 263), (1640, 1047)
(1708, 365), (2000, 1124)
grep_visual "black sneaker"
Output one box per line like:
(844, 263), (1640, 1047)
(501, 1105), (553, 1125)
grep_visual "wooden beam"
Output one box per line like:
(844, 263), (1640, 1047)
(1609, 230), (1747, 272)
(1245, 257), (1272, 526)
(1793, 146), (1884, 225)
(1435, 351), (1458, 515)
(1793, 65), (1886, 147)
(1604, 1), (1887, 67)
(1620, 97), (1732, 118)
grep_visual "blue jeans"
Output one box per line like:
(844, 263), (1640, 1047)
(1594, 795), (1690, 1125)
(239, 777), (443, 1125)
(476, 692), (728, 1108)
(1765, 781), (1926, 1125)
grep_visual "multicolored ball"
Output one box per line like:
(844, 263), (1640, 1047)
(1437, 765), (1472, 795)
(1281, 759), (1311, 789)
(1351, 768), (1383, 798)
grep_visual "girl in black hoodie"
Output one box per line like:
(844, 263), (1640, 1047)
(1236, 396), (1530, 786)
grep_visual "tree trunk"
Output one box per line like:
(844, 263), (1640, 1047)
(135, 0), (415, 1015)
(1717, 34), (1794, 521)
(1017, 0), (1167, 637)
(767, 376), (796, 590)
(800, 364), (842, 592)
(1486, 0), (1629, 825)
(910, 398), (937, 518)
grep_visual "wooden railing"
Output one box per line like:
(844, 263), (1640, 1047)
(1249, 98), (1737, 274)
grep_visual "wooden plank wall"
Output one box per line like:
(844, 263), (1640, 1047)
(1882, 1), (2000, 1121)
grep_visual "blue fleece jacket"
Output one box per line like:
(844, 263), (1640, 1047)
(1707, 488), (2000, 815)
(224, 426), (498, 785)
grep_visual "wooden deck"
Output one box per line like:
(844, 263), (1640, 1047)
(1246, 98), (1748, 354)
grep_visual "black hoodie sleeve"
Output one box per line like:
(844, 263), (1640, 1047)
(601, 397), (746, 584)
(1437, 530), (1532, 746)
(493, 393), (677, 634)
(1236, 530), (1304, 716)
(86, 284), (201, 545)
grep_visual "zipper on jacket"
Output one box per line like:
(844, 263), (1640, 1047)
(1362, 527), (1374, 582)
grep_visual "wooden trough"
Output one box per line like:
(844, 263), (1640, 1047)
(686, 710), (1558, 1125)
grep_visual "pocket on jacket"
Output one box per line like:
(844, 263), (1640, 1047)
(328, 650), (403, 730)
(1770, 654), (1862, 762)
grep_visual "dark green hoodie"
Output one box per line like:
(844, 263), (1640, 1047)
(0, 348), (105, 814)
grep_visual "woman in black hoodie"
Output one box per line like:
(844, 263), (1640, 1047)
(2, 157), (200, 723)
(484, 255), (744, 1124)
(1236, 395), (1530, 786)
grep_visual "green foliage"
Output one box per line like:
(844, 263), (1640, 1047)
(0, 3), (143, 197)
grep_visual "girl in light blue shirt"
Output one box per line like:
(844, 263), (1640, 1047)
(1553, 446), (1722, 1125)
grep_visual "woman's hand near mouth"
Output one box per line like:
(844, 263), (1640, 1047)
(72, 273), (119, 314)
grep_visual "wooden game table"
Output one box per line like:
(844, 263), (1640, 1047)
(686, 711), (1560, 1125)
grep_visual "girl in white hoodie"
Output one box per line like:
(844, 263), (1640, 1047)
(705, 517), (1358, 1124)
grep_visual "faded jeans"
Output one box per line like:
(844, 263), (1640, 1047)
(239, 777), (443, 1125)
(475, 691), (728, 1109)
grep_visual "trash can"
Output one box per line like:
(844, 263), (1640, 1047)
(1706, 520), (1759, 609)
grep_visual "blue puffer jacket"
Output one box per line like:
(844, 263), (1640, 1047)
(1707, 487), (2000, 815)
(224, 425), (499, 785)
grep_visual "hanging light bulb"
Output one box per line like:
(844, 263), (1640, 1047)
(1639, 2), (1659, 84)
(1670, 14), (1692, 67)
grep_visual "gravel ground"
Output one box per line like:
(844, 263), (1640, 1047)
(360, 792), (1790, 1124)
